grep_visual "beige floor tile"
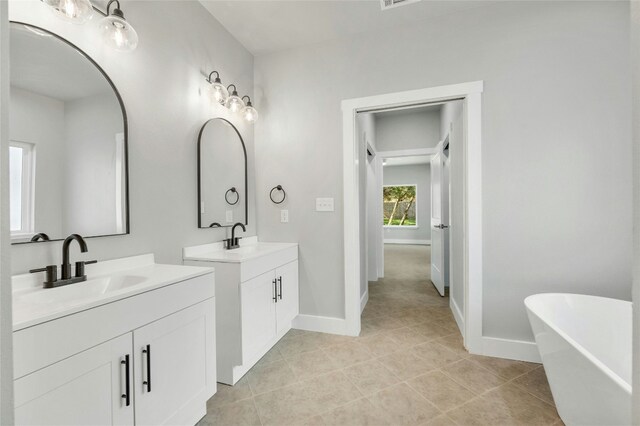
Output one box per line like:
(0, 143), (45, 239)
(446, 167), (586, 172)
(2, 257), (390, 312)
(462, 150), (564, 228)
(407, 370), (476, 411)
(469, 354), (539, 380)
(360, 314), (404, 337)
(435, 333), (470, 358)
(512, 366), (556, 406)
(367, 383), (441, 425)
(410, 320), (457, 340)
(276, 333), (324, 358)
(441, 359), (507, 394)
(256, 345), (284, 366)
(323, 341), (373, 368)
(247, 359), (298, 395)
(285, 349), (340, 381)
(343, 359), (400, 395)
(358, 332), (401, 357)
(422, 414), (457, 425)
(386, 326), (432, 349)
(410, 341), (464, 368)
(378, 350), (437, 380)
(198, 398), (261, 426)
(322, 398), (389, 426)
(207, 376), (253, 409)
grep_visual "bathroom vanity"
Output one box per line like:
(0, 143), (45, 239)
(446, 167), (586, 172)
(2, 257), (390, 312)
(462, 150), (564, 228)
(12, 254), (216, 426)
(184, 237), (299, 385)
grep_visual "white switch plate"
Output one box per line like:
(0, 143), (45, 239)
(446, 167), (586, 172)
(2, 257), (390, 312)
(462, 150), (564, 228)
(226, 210), (233, 223)
(316, 198), (334, 212)
(280, 210), (289, 223)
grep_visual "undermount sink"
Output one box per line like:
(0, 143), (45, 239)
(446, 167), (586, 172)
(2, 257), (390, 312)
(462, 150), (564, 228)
(183, 237), (298, 263)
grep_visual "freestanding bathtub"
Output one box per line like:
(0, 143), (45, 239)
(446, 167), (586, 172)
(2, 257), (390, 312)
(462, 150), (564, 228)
(525, 293), (632, 426)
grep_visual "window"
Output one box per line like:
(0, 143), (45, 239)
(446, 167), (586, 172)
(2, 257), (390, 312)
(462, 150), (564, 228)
(383, 184), (417, 226)
(9, 141), (35, 236)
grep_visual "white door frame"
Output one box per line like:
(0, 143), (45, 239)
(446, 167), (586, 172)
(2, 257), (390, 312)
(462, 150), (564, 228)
(342, 81), (483, 355)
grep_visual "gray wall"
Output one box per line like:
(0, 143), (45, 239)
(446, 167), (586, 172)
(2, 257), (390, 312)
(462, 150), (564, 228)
(375, 109), (440, 151)
(9, 0), (256, 273)
(383, 164), (431, 243)
(254, 1), (632, 340)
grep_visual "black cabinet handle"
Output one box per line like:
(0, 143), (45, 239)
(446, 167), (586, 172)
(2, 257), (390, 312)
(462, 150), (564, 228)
(120, 354), (130, 406)
(278, 276), (283, 300)
(272, 279), (278, 302)
(142, 345), (151, 392)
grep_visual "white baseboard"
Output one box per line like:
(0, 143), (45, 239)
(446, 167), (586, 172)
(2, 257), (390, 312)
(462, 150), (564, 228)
(384, 239), (431, 245)
(480, 336), (541, 363)
(450, 297), (464, 336)
(292, 314), (352, 336)
(360, 290), (368, 314)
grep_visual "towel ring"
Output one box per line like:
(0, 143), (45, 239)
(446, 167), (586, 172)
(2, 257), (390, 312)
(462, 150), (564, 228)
(225, 187), (240, 205)
(269, 185), (286, 204)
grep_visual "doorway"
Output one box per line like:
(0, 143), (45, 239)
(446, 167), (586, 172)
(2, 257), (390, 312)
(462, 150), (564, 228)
(342, 81), (483, 354)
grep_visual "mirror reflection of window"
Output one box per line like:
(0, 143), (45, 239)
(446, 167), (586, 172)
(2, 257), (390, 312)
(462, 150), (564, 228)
(383, 184), (417, 227)
(9, 141), (35, 236)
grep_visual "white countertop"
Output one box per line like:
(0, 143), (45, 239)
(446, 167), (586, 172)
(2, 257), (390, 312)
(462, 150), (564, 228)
(183, 236), (298, 263)
(12, 254), (214, 331)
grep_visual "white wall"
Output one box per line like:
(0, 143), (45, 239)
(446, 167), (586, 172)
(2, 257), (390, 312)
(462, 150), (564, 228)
(375, 109), (440, 151)
(254, 1), (632, 340)
(383, 164), (431, 243)
(631, 2), (639, 423)
(9, 0), (256, 273)
(9, 87), (65, 238)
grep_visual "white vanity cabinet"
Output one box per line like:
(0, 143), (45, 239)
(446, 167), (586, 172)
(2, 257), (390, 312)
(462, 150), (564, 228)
(12, 255), (216, 426)
(184, 238), (299, 385)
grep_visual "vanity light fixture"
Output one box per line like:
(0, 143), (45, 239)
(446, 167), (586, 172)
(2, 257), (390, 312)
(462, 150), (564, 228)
(42, 0), (95, 23)
(225, 85), (245, 113)
(98, 0), (138, 52)
(207, 71), (229, 105)
(241, 96), (259, 122)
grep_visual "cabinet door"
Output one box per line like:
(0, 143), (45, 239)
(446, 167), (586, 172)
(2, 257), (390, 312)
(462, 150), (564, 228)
(276, 261), (299, 335)
(14, 333), (133, 426)
(133, 299), (216, 426)
(240, 270), (277, 362)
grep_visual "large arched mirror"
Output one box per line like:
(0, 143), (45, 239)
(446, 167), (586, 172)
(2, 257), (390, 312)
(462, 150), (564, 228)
(9, 22), (129, 244)
(198, 118), (247, 228)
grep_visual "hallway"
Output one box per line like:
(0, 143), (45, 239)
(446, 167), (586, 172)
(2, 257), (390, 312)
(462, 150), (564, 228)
(201, 245), (561, 425)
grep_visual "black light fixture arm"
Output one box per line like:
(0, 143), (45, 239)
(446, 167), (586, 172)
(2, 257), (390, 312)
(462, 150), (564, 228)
(106, 0), (124, 18)
(241, 95), (253, 106)
(227, 84), (239, 96)
(207, 71), (221, 83)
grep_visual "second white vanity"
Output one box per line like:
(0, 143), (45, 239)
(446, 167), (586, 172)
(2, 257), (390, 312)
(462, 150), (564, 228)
(184, 237), (299, 385)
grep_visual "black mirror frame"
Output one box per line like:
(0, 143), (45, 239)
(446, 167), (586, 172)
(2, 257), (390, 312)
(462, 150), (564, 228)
(10, 21), (130, 245)
(197, 118), (248, 229)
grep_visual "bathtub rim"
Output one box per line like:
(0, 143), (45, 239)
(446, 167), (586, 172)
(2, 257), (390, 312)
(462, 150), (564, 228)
(524, 292), (632, 396)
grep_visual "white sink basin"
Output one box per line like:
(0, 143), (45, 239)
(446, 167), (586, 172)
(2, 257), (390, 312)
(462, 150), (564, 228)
(183, 239), (298, 263)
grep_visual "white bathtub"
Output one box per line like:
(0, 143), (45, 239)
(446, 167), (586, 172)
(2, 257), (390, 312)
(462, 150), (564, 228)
(525, 293), (632, 426)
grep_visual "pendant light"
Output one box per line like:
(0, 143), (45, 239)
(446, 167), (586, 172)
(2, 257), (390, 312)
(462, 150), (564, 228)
(207, 71), (229, 105)
(42, 0), (95, 23)
(225, 85), (244, 113)
(98, 0), (138, 52)
(241, 96), (259, 122)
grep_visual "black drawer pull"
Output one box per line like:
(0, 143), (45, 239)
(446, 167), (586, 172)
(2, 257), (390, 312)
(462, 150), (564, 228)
(120, 354), (130, 406)
(278, 276), (283, 300)
(142, 345), (151, 392)
(272, 279), (278, 302)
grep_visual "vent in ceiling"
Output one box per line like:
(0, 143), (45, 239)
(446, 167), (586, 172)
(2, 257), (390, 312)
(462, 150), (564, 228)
(380, 0), (422, 11)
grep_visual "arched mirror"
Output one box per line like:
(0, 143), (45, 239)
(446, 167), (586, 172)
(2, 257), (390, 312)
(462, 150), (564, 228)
(9, 22), (129, 244)
(198, 118), (247, 228)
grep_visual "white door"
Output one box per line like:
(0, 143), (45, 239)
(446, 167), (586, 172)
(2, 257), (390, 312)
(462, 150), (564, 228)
(431, 149), (449, 296)
(14, 333), (134, 426)
(275, 261), (299, 334)
(134, 299), (215, 426)
(240, 271), (277, 362)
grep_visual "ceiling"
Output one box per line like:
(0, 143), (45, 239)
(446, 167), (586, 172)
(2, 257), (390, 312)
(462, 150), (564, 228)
(384, 155), (431, 167)
(199, 0), (493, 55)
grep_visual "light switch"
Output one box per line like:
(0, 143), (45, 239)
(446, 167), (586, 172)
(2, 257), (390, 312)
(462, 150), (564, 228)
(316, 198), (334, 212)
(226, 210), (233, 223)
(280, 210), (289, 223)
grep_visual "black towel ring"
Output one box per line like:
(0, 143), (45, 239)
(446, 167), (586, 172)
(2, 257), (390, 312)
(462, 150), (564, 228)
(225, 187), (240, 205)
(270, 185), (286, 204)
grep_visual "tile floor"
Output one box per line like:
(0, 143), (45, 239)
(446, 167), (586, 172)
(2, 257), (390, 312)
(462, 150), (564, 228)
(199, 245), (562, 425)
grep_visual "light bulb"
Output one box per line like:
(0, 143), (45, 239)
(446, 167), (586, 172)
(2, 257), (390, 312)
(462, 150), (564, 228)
(226, 94), (244, 113)
(43, 0), (94, 23)
(99, 14), (138, 51)
(242, 105), (259, 122)
(209, 82), (228, 105)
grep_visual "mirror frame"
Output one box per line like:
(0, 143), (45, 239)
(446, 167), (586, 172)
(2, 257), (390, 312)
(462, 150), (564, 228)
(10, 21), (130, 244)
(197, 118), (248, 229)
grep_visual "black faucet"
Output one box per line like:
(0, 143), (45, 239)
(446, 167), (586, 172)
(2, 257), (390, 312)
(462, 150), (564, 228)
(29, 233), (97, 288)
(224, 223), (246, 250)
(30, 232), (50, 242)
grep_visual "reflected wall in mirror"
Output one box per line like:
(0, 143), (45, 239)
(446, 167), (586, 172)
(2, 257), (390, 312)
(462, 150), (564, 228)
(9, 22), (129, 244)
(198, 118), (247, 228)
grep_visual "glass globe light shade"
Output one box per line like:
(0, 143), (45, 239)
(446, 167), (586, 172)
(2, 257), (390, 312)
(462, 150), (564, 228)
(43, 0), (95, 23)
(242, 105), (259, 122)
(99, 14), (138, 52)
(226, 95), (244, 113)
(209, 82), (229, 105)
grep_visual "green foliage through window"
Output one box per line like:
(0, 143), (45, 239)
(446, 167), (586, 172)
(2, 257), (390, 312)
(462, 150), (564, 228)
(383, 185), (417, 226)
